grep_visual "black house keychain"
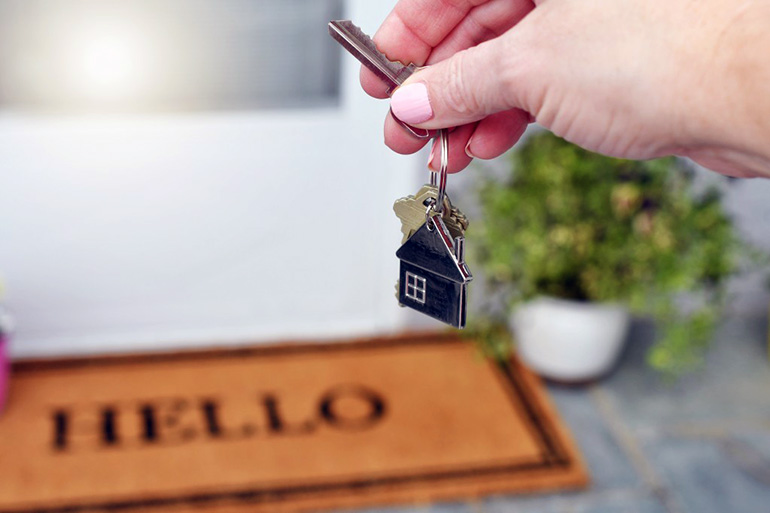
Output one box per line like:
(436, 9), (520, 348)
(395, 130), (473, 328)
(396, 213), (472, 328)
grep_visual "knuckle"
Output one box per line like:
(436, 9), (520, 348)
(498, 29), (547, 115)
(442, 52), (482, 116)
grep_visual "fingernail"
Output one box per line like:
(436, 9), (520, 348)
(391, 83), (433, 124)
(465, 138), (478, 159)
(428, 141), (439, 171)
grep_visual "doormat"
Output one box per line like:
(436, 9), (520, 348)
(0, 333), (588, 513)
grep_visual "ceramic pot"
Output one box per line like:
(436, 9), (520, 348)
(510, 297), (630, 382)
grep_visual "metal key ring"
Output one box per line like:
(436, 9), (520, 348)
(390, 109), (432, 139)
(429, 129), (449, 215)
(425, 201), (436, 231)
(426, 128), (449, 230)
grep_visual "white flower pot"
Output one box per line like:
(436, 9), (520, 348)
(510, 297), (630, 382)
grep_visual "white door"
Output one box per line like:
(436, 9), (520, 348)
(0, 0), (423, 358)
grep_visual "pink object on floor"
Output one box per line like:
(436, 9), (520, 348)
(0, 335), (7, 413)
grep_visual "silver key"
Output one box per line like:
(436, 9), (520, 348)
(328, 20), (431, 139)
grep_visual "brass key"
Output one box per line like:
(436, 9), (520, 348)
(393, 185), (468, 244)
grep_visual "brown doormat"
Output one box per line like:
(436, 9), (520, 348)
(0, 333), (587, 513)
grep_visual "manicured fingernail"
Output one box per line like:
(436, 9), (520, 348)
(391, 83), (433, 124)
(465, 138), (478, 159)
(428, 141), (439, 171)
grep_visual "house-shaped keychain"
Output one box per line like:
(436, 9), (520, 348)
(396, 214), (472, 328)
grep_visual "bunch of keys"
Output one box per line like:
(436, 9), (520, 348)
(329, 20), (472, 329)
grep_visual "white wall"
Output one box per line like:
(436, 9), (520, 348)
(0, 1), (424, 358)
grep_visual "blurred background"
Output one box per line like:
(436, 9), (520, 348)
(1, 0), (769, 359)
(1, 1), (770, 512)
(0, 0), (426, 358)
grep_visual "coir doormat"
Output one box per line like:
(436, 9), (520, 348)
(0, 333), (587, 513)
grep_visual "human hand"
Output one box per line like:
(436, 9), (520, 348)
(362, 0), (770, 178)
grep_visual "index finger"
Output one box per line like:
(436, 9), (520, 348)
(361, 0), (492, 99)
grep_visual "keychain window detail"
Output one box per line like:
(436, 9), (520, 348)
(405, 273), (427, 304)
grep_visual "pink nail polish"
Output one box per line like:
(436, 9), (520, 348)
(391, 83), (433, 124)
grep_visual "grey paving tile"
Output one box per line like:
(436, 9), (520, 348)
(719, 434), (770, 487)
(642, 432), (770, 513)
(330, 501), (476, 513)
(600, 318), (770, 428)
(429, 502), (481, 513)
(427, 501), (478, 513)
(484, 493), (571, 513)
(484, 490), (667, 513)
(329, 505), (429, 513)
(571, 493), (668, 513)
(547, 386), (640, 491)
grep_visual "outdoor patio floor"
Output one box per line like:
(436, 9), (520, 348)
(334, 316), (770, 513)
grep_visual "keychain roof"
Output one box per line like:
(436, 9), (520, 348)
(396, 215), (472, 284)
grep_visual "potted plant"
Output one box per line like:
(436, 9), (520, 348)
(470, 131), (758, 380)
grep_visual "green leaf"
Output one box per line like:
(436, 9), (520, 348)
(470, 132), (770, 378)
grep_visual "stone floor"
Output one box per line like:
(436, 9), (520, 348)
(334, 316), (770, 513)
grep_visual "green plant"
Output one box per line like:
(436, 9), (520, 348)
(471, 131), (761, 375)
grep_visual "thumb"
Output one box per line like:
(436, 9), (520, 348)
(389, 35), (525, 129)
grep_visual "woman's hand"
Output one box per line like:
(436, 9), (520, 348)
(362, 0), (770, 178)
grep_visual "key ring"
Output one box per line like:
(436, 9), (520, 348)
(426, 129), (449, 230)
(429, 129), (449, 214)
